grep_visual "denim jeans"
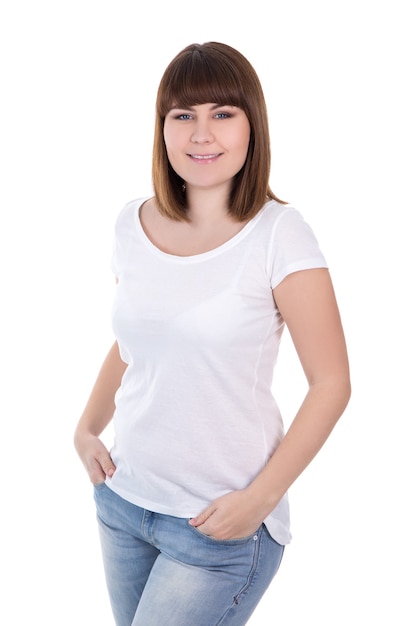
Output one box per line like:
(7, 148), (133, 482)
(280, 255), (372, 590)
(94, 483), (284, 626)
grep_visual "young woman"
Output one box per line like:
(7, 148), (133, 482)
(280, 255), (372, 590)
(74, 42), (351, 626)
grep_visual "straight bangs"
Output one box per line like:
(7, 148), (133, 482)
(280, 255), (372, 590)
(157, 49), (248, 117)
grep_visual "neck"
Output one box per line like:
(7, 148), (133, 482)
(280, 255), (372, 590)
(185, 185), (232, 224)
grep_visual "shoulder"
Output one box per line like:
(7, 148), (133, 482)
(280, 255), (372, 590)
(114, 197), (152, 233)
(260, 199), (304, 227)
(258, 200), (327, 288)
(116, 197), (150, 221)
(255, 200), (317, 243)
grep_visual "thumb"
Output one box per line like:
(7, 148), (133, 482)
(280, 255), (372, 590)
(189, 505), (214, 527)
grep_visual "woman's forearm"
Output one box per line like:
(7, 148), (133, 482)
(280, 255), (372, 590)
(74, 340), (127, 440)
(189, 378), (350, 541)
(247, 376), (351, 512)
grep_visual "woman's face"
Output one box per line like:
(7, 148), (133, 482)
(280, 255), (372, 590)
(163, 103), (251, 193)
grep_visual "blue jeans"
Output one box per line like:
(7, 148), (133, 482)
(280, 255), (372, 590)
(94, 483), (284, 626)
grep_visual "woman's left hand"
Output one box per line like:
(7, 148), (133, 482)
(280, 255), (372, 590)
(189, 489), (268, 540)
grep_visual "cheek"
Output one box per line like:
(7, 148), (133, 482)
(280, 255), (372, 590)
(163, 133), (177, 167)
(236, 133), (251, 163)
(163, 126), (186, 166)
(163, 123), (177, 151)
(163, 131), (185, 177)
(235, 121), (251, 156)
(163, 127), (171, 152)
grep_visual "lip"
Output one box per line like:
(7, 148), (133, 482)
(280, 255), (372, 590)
(187, 153), (222, 163)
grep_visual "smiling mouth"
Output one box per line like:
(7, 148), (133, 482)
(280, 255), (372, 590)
(188, 153), (222, 160)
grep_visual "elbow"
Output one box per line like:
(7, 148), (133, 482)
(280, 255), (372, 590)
(342, 377), (352, 412)
(335, 373), (352, 418)
(309, 371), (352, 420)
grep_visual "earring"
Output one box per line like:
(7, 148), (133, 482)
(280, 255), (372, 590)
(182, 182), (186, 192)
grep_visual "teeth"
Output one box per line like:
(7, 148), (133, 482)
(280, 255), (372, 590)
(190, 154), (219, 159)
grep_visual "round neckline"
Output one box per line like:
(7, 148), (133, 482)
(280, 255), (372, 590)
(134, 198), (272, 263)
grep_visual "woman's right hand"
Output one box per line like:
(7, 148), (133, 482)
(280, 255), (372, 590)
(73, 342), (126, 483)
(74, 430), (116, 485)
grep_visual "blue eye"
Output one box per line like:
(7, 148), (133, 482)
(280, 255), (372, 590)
(176, 113), (192, 120)
(214, 112), (230, 119)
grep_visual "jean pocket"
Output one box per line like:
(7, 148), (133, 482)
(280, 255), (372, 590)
(188, 522), (261, 546)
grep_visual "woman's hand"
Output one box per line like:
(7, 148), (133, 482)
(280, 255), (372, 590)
(189, 489), (268, 540)
(73, 341), (126, 483)
(74, 431), (116, 485)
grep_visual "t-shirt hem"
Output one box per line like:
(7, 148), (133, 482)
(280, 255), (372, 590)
(105, 478), (292, 545)
(271, 259), (328, 290)
(105, 478), (203, 519)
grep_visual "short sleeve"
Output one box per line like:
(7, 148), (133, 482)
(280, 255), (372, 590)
(111, 234), (119, 277)
(267, 207), (328, 289)
(110, 198), (144, 278)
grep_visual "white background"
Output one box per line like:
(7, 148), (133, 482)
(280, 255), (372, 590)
(1, 1), (416, 624)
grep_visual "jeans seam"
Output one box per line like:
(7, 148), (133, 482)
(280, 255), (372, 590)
(215, 525), (264, 625)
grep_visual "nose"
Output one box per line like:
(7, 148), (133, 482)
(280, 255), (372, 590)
(191, 119), (214, 144)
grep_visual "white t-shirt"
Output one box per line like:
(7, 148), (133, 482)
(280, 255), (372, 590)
(106, 197), (327, 545)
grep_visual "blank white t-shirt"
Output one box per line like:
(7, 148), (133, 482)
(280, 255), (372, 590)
(106, 197), (327, 545)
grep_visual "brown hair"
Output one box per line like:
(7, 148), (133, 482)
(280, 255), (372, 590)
(152, 42), (285, 221)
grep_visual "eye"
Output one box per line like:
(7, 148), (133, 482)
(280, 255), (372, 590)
(214, 112), (231, 119)
(175, 113), (193, 121)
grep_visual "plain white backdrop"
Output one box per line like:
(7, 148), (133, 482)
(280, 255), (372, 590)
(1, 1), (416, 624)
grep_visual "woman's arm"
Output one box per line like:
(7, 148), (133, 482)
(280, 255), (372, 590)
(247, 268), (351, 506)
(190, 268), (351, 539)
(74, 340), (128, 484)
